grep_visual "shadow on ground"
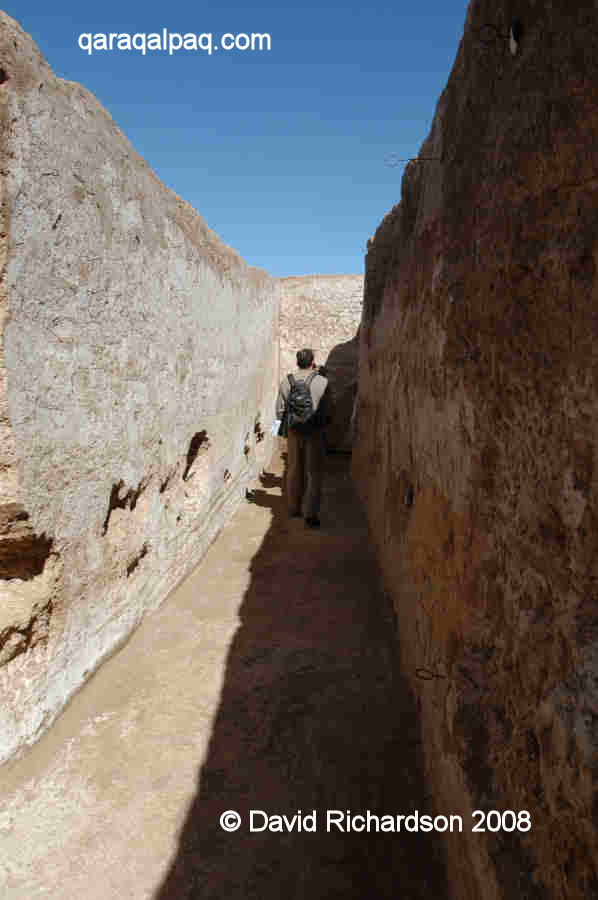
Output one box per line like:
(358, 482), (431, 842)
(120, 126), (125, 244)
(155, 448), (449, 899)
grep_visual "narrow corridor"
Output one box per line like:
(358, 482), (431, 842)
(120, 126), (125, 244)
(0, 448), (449, 899)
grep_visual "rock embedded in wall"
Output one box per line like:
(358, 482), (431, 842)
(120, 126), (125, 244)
(353, 2), (598, 898)
(0, 12), (279, 764)
(279, 275), (363, 450)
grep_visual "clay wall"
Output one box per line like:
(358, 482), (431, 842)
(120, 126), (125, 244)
(353, 2), (598, 896)
(0, 12), (280, 764)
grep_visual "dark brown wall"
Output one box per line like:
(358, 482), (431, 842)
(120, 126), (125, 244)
(353, 2), (598, 897)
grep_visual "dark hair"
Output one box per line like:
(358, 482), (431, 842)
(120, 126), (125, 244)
(296, 348), (314, 369)
(318, 365), (328, 377)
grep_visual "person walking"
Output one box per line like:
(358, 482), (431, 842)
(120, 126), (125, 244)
(276, 348), (333, 527)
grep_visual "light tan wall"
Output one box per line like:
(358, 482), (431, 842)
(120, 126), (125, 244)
(0, 12), (279, 764)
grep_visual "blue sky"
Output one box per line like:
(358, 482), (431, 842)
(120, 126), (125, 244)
(8, 1), (469, 277)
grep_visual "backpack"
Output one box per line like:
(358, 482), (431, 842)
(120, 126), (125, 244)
(286, 371), (321, 433)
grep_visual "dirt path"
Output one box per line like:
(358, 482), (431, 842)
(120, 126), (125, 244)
(0, 448), (449, 899)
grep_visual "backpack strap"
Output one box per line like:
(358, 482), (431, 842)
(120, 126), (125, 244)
(287, 371), (317, 392)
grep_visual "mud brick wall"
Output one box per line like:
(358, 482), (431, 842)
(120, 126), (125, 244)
(0, 12), (279, 764)
(353, 2), (598, 897)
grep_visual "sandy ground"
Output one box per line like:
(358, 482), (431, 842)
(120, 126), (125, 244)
(0, 446), (449, 899)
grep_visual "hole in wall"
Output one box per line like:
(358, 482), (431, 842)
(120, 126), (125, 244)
(103, 482), (127, 535)
(160, 466), (178, 494)
(0, 504), (54, 580)
(102, 478), (149, 535)
(0, 600), (53, 668)
(182, 430), (210, 481)
(126, 542), (149, 577)
(254, 416), (265, 443)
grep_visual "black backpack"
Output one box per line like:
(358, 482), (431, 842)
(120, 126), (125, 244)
(286, 371), (320, 433)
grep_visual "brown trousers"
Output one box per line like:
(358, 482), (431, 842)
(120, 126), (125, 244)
(286, 428), (326, 518)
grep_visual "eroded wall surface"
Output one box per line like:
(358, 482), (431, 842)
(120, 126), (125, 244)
(0, 12), (279, 764)
(353, 2), (598, 898)
(279, 275), (363, 449)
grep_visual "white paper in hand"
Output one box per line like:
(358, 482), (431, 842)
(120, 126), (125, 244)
(271, 419), (281, 436)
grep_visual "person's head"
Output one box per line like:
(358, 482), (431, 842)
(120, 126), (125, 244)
(296, 348), (315, 369)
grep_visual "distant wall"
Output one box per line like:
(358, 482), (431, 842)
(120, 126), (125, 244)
(0, 12), (279, 764)
(279, 275), (363, 449)
(353, 1), (598, 898)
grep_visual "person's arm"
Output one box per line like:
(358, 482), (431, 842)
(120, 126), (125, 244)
(276, 382), (287, 420)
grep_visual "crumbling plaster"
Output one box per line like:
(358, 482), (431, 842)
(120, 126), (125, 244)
(0, 12), (279, 764)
